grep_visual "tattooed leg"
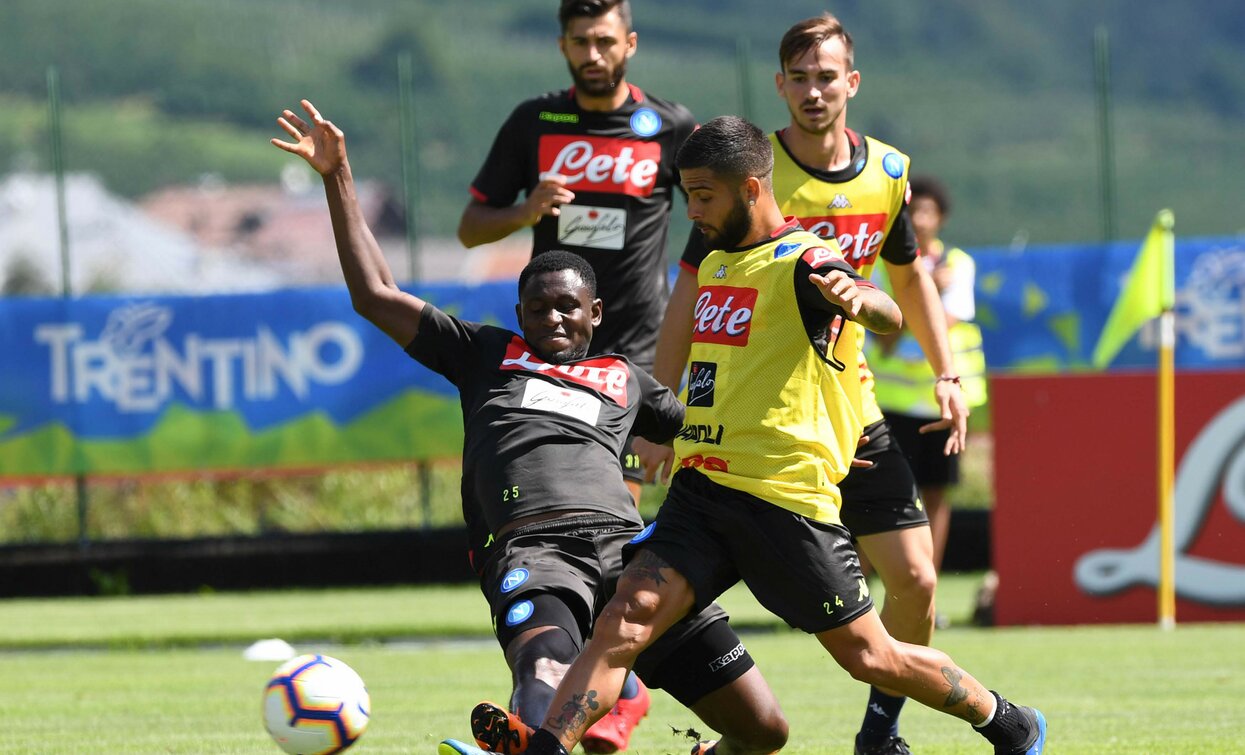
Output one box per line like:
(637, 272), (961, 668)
(817, 608), (996, 725)
(940, 666), (989, 724)
(536, 548), (697, 751)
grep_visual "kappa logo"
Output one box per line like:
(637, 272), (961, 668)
(713, 264), (727, 279)
(707, 642), (747, 672)
(538, 135), (661, 197)
(828, 193), (852, 209)
(801, 213), (889, 269)
(500, 337), (629, 405)
(692, 286), (757, 346)
(500, 568), (529, 594)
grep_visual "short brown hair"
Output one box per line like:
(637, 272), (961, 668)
(909, 175), (953, 217)
(778, 13), (854, 72)
(559, 0), (632, 33)
(676, 115), (773, 187)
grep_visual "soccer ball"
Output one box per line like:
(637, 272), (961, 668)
(263, 654), (370, 755)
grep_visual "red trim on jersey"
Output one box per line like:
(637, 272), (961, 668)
(770, 217), (802, 238)
(846, 128), (861, 147)
(679, 259), (700, 274)
(468, 185), (488, 203)
(855, 280), (877, 290)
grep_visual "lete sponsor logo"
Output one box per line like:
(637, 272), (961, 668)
(692, 286), (757, 346)
(500, 337), (629, 405)
(801, 213), (889, 269)
(538, 135), (662, 197)
(800, 245), (843, 269)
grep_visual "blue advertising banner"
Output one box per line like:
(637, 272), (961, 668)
(973, 236), (1245, 373)
(2, 235), (1242, 478)
(0, 281), (518, 477)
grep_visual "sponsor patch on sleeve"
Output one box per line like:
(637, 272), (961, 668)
(800, 246), (844, 269)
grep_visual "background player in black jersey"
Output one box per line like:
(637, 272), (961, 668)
(471, 115), (1046, 755)
(272, 101), (789, 755)
(642, 15), (972, 755)
(457, 0), (698, 513)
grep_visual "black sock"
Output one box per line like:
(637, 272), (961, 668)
(858, 686), (906, 742)
(527, 728), (570, 755)
(976, 691), (1033, 752)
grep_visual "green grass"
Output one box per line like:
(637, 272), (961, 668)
(3, 577), (1244, 753)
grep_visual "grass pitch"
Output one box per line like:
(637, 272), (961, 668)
(3, 576), (1243, 753)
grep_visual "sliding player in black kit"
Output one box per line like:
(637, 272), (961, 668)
(272, 100), (789, 755)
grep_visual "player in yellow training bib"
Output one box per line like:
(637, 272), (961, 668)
(645, 14), (981, 754)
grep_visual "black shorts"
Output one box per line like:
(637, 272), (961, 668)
(479, 513), (754, 705)
(626, 469), (874, 634)
(838, 419), (930, 537)
(884, 412), (961, 487)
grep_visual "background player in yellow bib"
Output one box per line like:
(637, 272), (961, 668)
(868, 176), (988, 595)
(641, 14), (971, 754)
(464, 115), (1046, 755)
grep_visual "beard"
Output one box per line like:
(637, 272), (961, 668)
(789, 101), (840, 137)
(544, 342), (590, 364)
(700, 196), (753, 250)
(567, 59), (627, 97)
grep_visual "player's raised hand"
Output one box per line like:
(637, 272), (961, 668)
(809, 269), (864, 317)
(271, 100), (346, 176)
(524, 172), (577, 225)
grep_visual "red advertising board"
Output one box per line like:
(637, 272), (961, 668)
(992, 370), (1245, 625)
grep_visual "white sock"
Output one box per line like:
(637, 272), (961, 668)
(972, 694), (999, 729)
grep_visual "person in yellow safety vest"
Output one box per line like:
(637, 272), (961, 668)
(868, 175), (987, 588)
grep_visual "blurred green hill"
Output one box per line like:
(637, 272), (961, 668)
(1, 0), (1242, 249)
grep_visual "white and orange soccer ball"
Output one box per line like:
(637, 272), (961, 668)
(263, 654), (370, 755)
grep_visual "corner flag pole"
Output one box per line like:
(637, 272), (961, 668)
(1156, 211), (1176, 630)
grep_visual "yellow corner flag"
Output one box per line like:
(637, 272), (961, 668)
(1091, 210), (1176, 368)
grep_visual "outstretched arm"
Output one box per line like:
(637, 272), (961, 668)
(271, 100), (424, 346)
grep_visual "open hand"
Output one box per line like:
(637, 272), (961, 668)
(271, 99), (346, 176)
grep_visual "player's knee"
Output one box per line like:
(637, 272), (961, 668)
(730, 706), (789, 752)
(595, 589), (663, 657)
(890, 560), (938, 609)
(509, 626), (578, 672)
(839, 642), (903, 685)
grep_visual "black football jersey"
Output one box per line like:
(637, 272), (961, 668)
(470, 85), (698, 371)
(406, 304), (684, 538)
